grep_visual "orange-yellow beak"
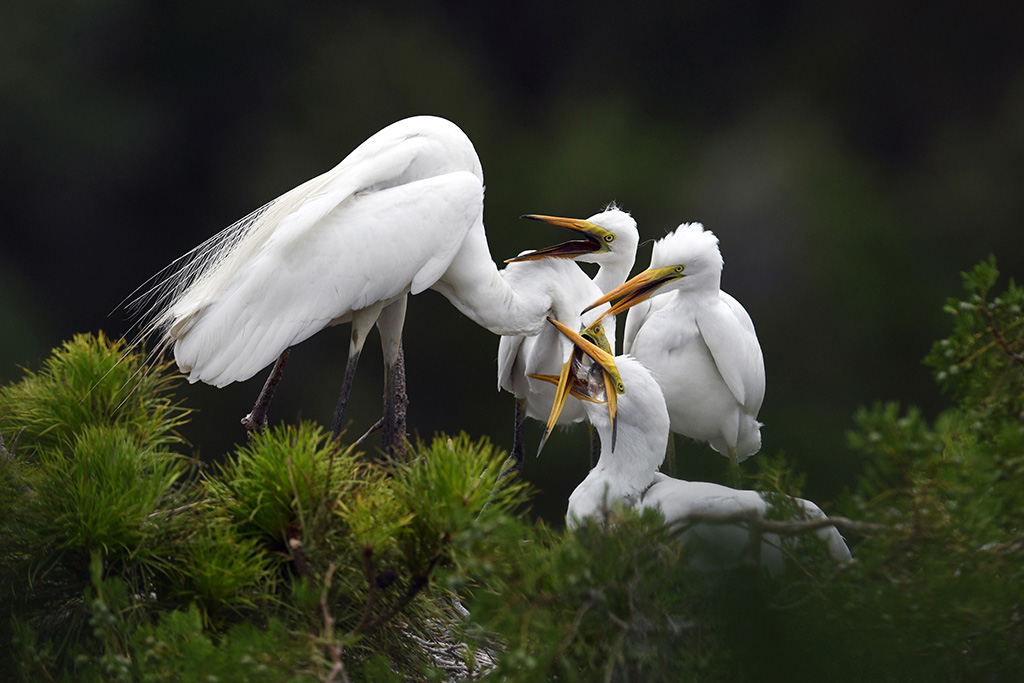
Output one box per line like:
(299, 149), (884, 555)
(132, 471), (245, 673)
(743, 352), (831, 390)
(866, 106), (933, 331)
(581, 264), (685, 317)
(505, 214), (616, 262)
(533, 317), (624, 455)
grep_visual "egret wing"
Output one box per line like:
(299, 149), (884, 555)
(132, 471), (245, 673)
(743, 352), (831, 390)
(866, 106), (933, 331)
(497, 333), (528, 394)
(622, 299), (651, 355)
(694, 294), (765, 414)
(718, 291), (757, 337)
(167, 130), (470, 328)
(256, 133), (470, 271)
(622, 291), (675, 354)
(172, 171), (483, 386)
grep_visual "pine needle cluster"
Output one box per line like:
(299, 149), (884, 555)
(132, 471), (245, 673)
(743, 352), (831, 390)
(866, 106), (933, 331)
(0, 334), (532, 680)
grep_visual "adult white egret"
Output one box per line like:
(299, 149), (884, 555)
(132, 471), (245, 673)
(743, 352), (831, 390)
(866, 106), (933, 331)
(583, 223), (765, 465)
(541, 319), (850, 573)
(496, 208), (638, 470)
(138, 115), (582, 454)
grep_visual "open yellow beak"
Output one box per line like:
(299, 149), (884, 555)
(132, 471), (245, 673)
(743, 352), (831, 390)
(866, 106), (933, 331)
(534, 317), (624, 455)
(581, 264), (684, 317)
(505, 214), (615, 262)
(529, 372), (607, 404)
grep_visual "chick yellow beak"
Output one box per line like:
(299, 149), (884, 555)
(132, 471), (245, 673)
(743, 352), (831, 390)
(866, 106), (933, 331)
(505, 214), (616, 262)
(533, 357), (575, 456)
(534, 317), (624, 455)
(581, 264), (685, 317)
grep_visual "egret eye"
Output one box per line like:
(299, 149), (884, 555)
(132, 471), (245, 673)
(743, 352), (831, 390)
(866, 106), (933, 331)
(604, 233), (615, 243)
(674, 265), (685, 274)
(616, 380), (626, 393)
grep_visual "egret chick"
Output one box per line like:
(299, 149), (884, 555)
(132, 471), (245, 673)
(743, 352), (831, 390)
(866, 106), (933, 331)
(584, 223), (765, 465)
(542, 319), (849, 573)
(496, 208), (638, 470)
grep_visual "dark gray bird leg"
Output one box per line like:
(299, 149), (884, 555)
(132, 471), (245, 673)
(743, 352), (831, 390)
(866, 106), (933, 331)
(587, 421), (601, 469)
(330, 347), (362, 440)
(331, 305), (384, 441)
(241, 349), (290, 436)
(498, 398), (527, 481)
(381, 342), (409, 460)
(242, 348), (291, 438)
(376, 297), (408, 460)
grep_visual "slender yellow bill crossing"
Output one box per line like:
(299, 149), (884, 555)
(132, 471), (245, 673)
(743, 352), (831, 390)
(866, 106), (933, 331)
(536, 317), (625, 454)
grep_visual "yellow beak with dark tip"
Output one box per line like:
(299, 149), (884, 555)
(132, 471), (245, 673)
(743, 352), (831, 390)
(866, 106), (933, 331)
(582, 264), (685, 317)
(535, 317), (624, 456)
(505, 214), (616, 262)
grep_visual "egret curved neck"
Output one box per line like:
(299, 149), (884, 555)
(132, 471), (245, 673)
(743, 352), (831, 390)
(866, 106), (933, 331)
(587, 409), (668, 498)
(431, 221), (547, 336)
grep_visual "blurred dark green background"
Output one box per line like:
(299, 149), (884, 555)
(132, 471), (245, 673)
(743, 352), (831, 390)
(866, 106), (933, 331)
(3, 1), (1022, 522)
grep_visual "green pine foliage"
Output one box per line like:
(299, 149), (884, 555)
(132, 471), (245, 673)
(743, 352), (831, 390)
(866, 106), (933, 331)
(465, 507), (723, 681)
(1, 256), (1022, 681)
(130, 606), (308, 683)
(0, 332), (189, 460)
(0, 334), (532, 680)
(927, 255), (1024, 426)
(824, 256), (1024, 680)
(31, 424), (187, 576)
(205, 422), (363, 547)
(173, 519), (278, 619)
(0, 337), (197, 678)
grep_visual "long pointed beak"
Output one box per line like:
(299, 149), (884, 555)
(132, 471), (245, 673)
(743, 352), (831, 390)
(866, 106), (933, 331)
(505, 214), (614, 262)
(581, 265), (684, 317)
(539, 317), (624, 453)
(535, 358), (574, 456)
(579, 318), (619, 449)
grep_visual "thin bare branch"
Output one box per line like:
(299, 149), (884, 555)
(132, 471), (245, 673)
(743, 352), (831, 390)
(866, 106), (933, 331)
(319, 563), (350, 683)
(354, 418), (384, 448)
(664, 512), (888, 538)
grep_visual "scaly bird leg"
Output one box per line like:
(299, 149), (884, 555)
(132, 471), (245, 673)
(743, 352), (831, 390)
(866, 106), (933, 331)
(498, 398), (527, 482)
(728, 447), (742, 487)
(381, 342), (409, 461)
(377, 298), (408, 461)
(332, 304), (385, 441)
(241, 348), (291, 438)
(330, 347), (362, 440)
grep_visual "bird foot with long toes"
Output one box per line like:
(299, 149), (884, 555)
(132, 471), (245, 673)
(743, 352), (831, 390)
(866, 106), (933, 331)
(240, 411), (268, 437)
(496, 454), (523, 483)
